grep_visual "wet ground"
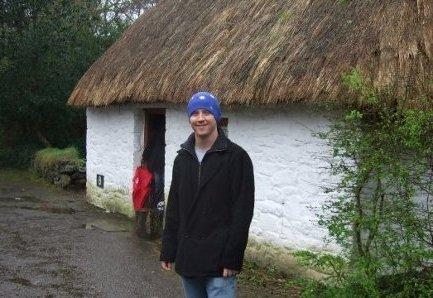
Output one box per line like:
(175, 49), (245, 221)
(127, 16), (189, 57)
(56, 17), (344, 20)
(0, 176), (184, 297)
(0, 173), (287, 297)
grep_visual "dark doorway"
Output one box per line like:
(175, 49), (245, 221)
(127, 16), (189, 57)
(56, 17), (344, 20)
(135, 109), (166, 239)
(144, 109), (166, 175)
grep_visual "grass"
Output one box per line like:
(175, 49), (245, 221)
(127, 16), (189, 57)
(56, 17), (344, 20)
(238, 260), (304, 297)
(0, 168), (59, 189)
(0, 168), (42, 182)
(33, 147), (84, 176)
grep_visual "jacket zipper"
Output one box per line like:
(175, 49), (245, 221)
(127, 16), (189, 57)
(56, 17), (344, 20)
(181, 147), (225, 192)
(180, 146), (227, 232)
(197, 164), (202, 189)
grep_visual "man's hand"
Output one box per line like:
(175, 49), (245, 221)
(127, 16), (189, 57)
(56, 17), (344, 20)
(223, 268), (238, 277)
(161, 261), (173, 271)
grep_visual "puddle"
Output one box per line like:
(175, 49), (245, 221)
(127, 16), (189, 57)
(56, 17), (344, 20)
(0, 196), (40, 203)
(85, 219), (133, 232)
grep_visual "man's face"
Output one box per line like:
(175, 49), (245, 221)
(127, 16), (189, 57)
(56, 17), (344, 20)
(189, 108), (217, 138)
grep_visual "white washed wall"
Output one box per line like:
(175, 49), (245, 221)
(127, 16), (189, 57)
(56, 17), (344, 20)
(165, 105), (337, 252)
(86, 106), (144, 193)
(86, 103), (337, 252)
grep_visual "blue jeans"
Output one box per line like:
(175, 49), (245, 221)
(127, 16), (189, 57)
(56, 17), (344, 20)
(181, 276), (237, 298)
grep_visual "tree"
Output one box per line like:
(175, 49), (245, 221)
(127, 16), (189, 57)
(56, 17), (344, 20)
(98, 0), (158, 26)
(304, 70), (433, 297)
(0, 0), (157, 166)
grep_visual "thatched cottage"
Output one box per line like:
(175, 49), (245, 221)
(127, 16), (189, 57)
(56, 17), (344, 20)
(68, 0), (433, 268)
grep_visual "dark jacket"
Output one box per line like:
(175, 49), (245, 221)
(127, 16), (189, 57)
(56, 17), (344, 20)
(160, 131), (255, 277)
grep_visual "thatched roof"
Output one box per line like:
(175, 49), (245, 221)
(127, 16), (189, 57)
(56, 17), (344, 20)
(68, 0), (433, 107)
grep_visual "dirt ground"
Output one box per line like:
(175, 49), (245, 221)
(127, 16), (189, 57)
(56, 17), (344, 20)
(0, 171), (298, 297)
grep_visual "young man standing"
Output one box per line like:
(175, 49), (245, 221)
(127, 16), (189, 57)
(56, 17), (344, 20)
(160, 91), (255, 298)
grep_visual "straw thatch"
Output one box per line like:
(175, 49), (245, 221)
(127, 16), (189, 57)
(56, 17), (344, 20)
(68, 0), (433, 107)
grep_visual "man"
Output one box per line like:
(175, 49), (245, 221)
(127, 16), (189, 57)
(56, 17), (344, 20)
(160, 91), (255, 298)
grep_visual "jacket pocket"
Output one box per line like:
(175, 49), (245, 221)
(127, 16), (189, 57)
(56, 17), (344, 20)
(177, 228), (228, 274)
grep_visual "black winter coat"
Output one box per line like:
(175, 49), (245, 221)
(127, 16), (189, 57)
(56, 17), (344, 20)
(160, 131), (255, 277)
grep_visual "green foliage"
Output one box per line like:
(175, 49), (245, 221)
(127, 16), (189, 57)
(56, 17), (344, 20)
(1, 1), (98, 147)
(294, 251), (347, 284)
(0, 0), (153, 167)
(342, 68), (378, 105)
(0, 169), (53, 188)
(0, 143), (40, 168)
(33, 147), (84, 180)
(308, 70), (433, 296)
(237, 260), (302, 296)
(0, 126), (40, 168)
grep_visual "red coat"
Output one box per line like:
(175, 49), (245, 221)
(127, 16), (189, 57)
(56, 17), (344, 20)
(132, 166), (153, 211)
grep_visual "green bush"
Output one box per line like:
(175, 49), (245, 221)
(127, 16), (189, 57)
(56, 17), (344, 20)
(302, 70), (433, 297)
(33, 147), (84, 182)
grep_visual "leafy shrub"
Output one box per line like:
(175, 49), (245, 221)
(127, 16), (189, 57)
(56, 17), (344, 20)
(33, 147), (84, 183)
(302, 69), (433, 297)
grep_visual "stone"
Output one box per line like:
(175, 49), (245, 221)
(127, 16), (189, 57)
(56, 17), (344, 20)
(53, 174), (71, 188)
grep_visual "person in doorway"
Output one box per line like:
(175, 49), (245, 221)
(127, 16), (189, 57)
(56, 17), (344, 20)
(160, 91), (255, 298)
(146, 131), (166, 237)
(134, 142), (164, 239)
(133, 148), (154, 238)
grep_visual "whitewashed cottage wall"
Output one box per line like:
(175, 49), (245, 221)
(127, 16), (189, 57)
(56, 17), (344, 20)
(165, 104), (337, 252)
(85, 103), (337, 254)
(86, 106), (144, 216)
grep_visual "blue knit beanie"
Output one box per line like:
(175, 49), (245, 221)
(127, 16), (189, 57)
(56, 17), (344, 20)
(187, 91), (221, 122)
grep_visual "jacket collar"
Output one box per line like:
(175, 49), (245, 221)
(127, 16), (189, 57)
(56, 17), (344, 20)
(180, 128), (229, 155)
